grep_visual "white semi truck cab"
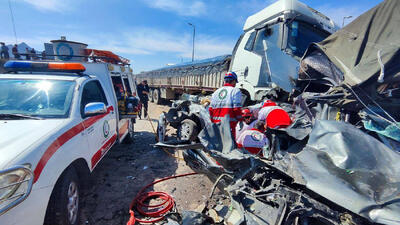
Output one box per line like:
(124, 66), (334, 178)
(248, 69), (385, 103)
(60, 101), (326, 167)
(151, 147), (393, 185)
(231, 0), (338, 101)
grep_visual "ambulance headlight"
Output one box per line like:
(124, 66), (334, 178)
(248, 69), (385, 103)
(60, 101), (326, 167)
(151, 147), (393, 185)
(0, 165), (33, 215)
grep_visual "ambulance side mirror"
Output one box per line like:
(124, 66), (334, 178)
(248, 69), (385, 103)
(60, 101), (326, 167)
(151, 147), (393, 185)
(84, 102), (107, 117)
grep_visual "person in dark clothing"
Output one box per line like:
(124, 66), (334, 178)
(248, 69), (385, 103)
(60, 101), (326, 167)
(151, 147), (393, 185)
(1, 42), (9, 59)
(137, 80), (150, 119)
(31, 48), (38, 60)
(25, 48), (31, 60)
(41, 50), (46, 60)
(12, 44), (20, 59)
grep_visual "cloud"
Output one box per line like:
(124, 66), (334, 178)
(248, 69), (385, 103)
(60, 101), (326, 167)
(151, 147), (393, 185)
(142, 0), (206, 17)
(1, 26), (235, 68)
(119, 28), (234, 59)
(211, 0), (274, 25)
(18, 0), (68, 12)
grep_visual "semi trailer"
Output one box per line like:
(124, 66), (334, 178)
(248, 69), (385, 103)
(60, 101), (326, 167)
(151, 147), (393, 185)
(135, 0), (339, 104)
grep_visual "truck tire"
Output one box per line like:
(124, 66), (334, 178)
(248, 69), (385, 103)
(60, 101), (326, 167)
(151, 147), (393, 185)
(178, 119), (199, 142)
(153, 89), (162, 105)
(44, 167), (81, 225)
(123, 119), (135, 144)
(149, 89), (154, 102)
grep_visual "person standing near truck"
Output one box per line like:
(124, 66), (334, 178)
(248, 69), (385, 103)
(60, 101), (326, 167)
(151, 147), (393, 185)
(12, 44), (20, 59)
(25, 47), (31, 60)
(137, 80), (150, 119)
(209, 71), (242, 138)
(1, 42), (9, 59)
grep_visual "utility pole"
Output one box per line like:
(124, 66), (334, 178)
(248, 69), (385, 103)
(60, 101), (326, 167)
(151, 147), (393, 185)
(342, 16), (353, 28)
(188, 23), (195, 62)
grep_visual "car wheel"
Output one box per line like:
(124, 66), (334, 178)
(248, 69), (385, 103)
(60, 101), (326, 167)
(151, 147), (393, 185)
(154, 89), (162, 105)
(149, 89), (154, 102)
(44, 167), (80, 225)
(124, 119), (135, 144)
(178, 119), (198, 142)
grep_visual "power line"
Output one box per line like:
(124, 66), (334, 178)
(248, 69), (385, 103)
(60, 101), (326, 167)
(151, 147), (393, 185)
(8, 0), (18, 44)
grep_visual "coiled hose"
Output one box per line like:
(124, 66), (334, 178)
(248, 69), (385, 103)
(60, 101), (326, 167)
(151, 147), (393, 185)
(127, 172), (198, 224)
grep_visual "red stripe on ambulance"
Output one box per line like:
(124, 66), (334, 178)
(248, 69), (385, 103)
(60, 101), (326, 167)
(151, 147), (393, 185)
(33, 106), (114, 183)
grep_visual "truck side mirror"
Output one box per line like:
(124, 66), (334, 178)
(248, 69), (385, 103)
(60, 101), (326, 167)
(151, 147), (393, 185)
(84, 102), (107, 117)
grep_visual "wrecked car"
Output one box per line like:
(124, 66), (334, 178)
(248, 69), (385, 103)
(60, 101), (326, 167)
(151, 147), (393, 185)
(155, 0), (400, 224)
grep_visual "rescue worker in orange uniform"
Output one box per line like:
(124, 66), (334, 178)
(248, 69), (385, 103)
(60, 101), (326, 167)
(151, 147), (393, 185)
(235, 109), (256, 142)
(257, 100), (292, 129)
(236, 120), (269, 156)
(209, 71), (242, 138)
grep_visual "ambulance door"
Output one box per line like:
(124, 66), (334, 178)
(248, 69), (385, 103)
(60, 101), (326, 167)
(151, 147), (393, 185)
(80, 79), (117, 169)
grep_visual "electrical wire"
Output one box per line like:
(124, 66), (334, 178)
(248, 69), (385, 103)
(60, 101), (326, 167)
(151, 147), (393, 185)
(8, 0), (18, 44)
(127, 172), (199, 225)
(355, 85), (399, 124)
(345, 84), (400, 129)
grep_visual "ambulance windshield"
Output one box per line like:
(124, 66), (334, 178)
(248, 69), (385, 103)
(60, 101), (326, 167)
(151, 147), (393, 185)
(0, 79), (76, 118)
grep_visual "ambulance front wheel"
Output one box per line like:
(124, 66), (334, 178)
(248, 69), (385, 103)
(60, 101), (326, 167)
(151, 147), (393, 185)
(44, 167), (81, 225)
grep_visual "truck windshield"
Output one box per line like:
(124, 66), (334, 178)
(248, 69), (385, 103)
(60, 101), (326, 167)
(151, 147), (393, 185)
(286, 21), (330, 58)
(0, 79), (75, 118)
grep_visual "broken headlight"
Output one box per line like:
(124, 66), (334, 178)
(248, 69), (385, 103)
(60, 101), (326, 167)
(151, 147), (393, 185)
(0, 165), (33, 215)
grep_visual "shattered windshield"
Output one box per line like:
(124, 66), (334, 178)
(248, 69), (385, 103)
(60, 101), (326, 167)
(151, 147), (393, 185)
(287, 21), (330, 58)
(0, 79), (75, 118)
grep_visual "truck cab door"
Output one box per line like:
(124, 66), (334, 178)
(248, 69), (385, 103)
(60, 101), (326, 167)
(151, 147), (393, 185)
(231, 30), (263, 89)
(231, 24), (298, 100)
(80, 80), (117, 169)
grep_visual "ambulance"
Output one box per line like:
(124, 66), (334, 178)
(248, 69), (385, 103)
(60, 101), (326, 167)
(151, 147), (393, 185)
(0, 60), (139, 225)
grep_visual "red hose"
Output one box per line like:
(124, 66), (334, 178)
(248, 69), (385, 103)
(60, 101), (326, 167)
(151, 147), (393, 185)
(127, 172), (198, 224)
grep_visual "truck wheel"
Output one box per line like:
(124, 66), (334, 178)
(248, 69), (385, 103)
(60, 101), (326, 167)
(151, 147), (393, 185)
(124, 119), (135, 144)
(44, 167), (81, 225)
(149, 89), (154, 102)
(153, 89), (162, 105)
(178, 119), (198, 141)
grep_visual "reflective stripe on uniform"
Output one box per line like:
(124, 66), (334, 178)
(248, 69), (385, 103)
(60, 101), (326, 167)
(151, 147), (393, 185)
(210, 85), (242, 123)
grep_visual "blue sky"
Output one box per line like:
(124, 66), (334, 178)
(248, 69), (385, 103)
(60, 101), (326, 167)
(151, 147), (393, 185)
(0, 0), (382, 72)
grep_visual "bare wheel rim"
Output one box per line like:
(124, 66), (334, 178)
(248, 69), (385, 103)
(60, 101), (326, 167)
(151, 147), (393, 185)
(154, 90), (159, 102)
(180, 123), (191, 140)
(67, 181), (79, 224)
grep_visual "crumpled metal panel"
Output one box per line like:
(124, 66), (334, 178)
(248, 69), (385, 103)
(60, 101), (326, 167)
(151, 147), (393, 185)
(276, 120), (400, 224)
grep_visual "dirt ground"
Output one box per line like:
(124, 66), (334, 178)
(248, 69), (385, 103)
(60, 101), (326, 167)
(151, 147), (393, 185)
(81, 102), (214, 225)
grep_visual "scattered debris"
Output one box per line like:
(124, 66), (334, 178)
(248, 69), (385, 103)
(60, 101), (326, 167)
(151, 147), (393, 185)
(125, 176), (136, 180)
(155, 1), (400, 224)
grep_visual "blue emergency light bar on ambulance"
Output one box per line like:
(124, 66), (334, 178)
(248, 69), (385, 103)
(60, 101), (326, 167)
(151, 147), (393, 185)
(4, 61), (86, 73)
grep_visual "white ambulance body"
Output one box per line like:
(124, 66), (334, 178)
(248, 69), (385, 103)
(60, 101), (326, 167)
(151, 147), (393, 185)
(0, 60), (138, 225)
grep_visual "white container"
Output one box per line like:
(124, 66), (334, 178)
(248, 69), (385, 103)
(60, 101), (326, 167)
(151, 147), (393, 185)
(50, 39), (88, 62)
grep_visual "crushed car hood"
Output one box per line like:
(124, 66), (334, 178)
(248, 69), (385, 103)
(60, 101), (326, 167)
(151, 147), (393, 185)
(198, 116), (400, 224)
(275, 120), (400, 224)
